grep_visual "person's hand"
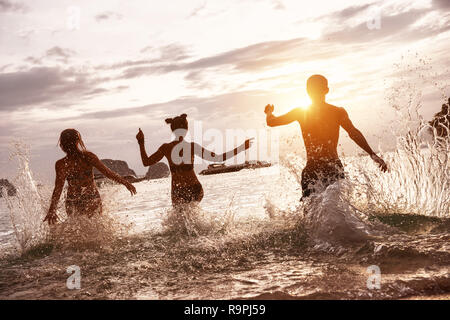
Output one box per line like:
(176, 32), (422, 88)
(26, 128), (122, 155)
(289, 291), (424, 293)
(244, 138), (254, 150)
(371, 154), (388, 172)
(44, 210), (58, 225)
(125, 181), (137, 195)
(136, 128), (145, 144)
(264, 104), (274, 115)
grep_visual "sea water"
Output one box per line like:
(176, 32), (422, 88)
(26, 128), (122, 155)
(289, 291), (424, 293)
(0, 133), (448, 299)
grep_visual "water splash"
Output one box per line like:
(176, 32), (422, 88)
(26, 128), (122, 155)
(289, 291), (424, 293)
(349, 53), (450, 217)
(161, 199), (236, 238)
(49, 213), (124, 251)
(274, 117), (448, 247)
(43, 175), (130, 251)
(3, 141), (49, 252)
(1, 142), (131, 255)
(348, 128), (449, 217)
(268, 54), (449, 249)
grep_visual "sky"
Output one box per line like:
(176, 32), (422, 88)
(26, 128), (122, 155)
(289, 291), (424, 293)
(0, 0), (449, 182)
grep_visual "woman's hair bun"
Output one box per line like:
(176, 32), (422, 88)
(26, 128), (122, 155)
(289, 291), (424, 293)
(165, 118), (173, 124)
(180, 113), (187, 119)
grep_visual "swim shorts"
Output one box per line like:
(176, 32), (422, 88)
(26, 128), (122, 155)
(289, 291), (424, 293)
(301, 159), (345, 199)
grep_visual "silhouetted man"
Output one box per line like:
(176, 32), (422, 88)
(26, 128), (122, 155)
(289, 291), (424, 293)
(265, 74), (387, 199)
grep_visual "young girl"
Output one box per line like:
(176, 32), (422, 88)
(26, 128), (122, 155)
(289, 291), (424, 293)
(136, 114), (252, 206)
(44, 129), (136, 224)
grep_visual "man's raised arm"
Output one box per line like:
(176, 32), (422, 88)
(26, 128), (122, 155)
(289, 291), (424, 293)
(265, 104), (301, 127)
(339, 108), (388, 172)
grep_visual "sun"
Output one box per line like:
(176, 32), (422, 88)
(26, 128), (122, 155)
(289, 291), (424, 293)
(294, 96), (312, 110)
(277, 96), (311, 114)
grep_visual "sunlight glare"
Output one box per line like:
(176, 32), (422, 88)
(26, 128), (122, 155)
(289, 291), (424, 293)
(295, 97), (312, 110)
(302, 22), (322, 40)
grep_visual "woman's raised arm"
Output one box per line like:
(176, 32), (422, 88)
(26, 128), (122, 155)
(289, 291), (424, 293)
(193, 138), (253, 162)
(87, 152), (136, 195)
(136, 128), (165, 167)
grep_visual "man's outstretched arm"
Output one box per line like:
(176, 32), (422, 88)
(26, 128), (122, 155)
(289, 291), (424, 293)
(265, 104), (301, 127)
(339, 108), (388, 172)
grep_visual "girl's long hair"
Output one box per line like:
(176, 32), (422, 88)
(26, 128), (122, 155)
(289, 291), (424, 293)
(58, 129), (87, 157)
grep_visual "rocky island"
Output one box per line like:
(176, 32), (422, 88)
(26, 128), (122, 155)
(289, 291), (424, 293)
(0, 179), (17, 197)
(93, 159), (170, 186)
(145, 162), (170, 180)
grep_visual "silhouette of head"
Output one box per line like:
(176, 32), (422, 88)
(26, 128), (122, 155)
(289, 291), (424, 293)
(59, 129), (86, 156)
(306, 74), (329, 102)
(165, 114), (188, 138)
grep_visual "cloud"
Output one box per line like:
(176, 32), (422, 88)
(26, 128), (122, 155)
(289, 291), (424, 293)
(171, 39), (308, 71)
(54, 90), (275, 123)
(324, 8), (427, 42)
(0, 123), (13, 137)
(17, 28), (35, 39)
(271, 0), (285, 10)
(96, 43), (191, 74)
(109, 6), (448, 82)
(314, 0), (450, 45)
(324, 8), (450, 44)
(118, 37), (310, 79)
(0, 66), (119, 112)
(0, 0), (25, 13)
(52, 2), (443, 94)
(159, 43), (190, 61)
(118, 33), (376, 82)
(24, 56), (42, 64)
(433, 0), (450, 10)
(2, 3), (442, 116)
(188, 1), (207, 18)
(45, 46), (76, 63)
(24, 46), (76, 65)
(140, 45), (153, 53)
(0, 64), (11, 72)
(334, 3), (374, 19)
(306, 2), (375, 24)
(94, 11), (123, 22)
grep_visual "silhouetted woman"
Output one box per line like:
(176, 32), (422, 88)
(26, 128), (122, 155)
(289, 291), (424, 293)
(136, 114), (252, 207)
(44, 129), (136, 224)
